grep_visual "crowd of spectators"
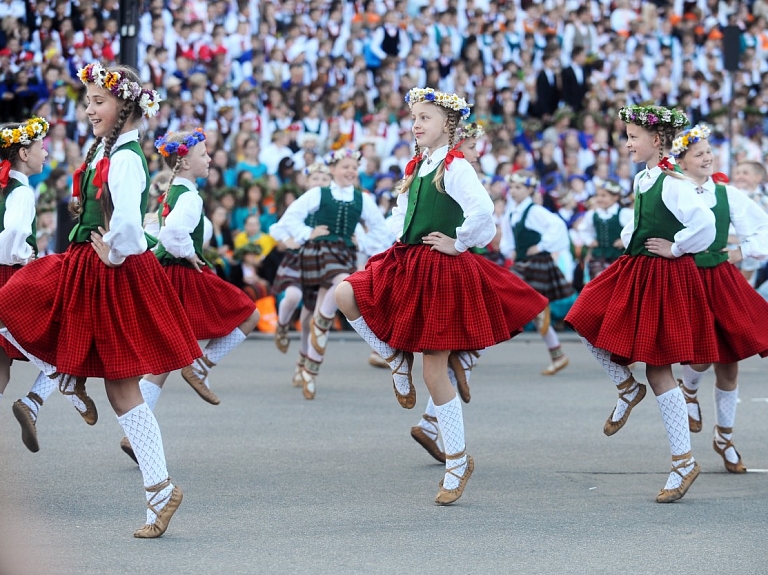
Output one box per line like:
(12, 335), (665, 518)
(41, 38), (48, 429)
(2, 0), (768, 312)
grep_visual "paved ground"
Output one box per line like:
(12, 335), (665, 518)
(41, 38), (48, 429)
(1, 332), (767, 575)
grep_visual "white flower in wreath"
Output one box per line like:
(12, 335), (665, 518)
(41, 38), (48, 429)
(140, 92), (161, 117)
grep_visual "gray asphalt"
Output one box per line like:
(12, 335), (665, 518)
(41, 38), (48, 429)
(1, 332), (767, 575)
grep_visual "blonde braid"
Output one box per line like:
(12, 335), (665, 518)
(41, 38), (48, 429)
(68, 137), (103, 215)
(99, 102), (138, 226)
(161, 157), (184, 222)
(395, 142), (421, 195)
(432, 111), (460, 193)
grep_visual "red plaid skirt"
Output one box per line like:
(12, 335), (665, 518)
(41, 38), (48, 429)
(346, 243), (548, 352)
(0, 265), (25, 361)
(699, 263), (768, 363)
(163, 264), (255, 340)
(565, 254), (719, 366)
(0, 243), (201, 380)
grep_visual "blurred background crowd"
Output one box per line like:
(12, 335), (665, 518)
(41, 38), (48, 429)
(2, 0), (768, 319)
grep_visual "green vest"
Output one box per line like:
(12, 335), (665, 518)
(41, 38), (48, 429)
(312, 186), (363, 248)
(69, 140), (150, 243)
(401, 163), (465, 244)
(512, 203), (545, 262)
(0, 178), (37, 256)
(591, 210), (623, 260)
(154, 183), (210, 268)
(625, 173), (685, 257)
(693, 184), (729, 268)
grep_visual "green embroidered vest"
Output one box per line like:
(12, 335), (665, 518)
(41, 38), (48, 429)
(512, 203), (544, 262)
(401, 162), (465, 244)
(0, 178), (37, 256)
(311, 186), (363, 248)
(625, 173), (685, 257)
(693, 184), (729, 268)
(69, 141), (150, 243)
(591, 210), (623, 260)
(154, 184), (210, 268)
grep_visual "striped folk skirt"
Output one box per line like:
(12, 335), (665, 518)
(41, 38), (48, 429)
(512, 252), (574, 301)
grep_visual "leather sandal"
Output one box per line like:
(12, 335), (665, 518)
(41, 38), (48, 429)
(58, 375), (98, 425)
(656, 451), (700, 503)
(411, 414), (445, 463)
(181, 356), (220, 405)
(275, 322), (290, 354)
(309, 313), (334, 355)
(386, 350), (415, 409)
(541, 354), (569, 376)
(292, 354), (307, 388)
(12, 392), (42, 453)
(120, 436), (138, 465)
(713, 426), (747, 473)
(133, 478), (184, 538)
(448, 351), (479, 403)
(603, 376), (646, 436)
(368, 351), (389, 369)
(301, 357), (321, 400)
(435, 450), (474, 505)
(677, 379), (702, 433)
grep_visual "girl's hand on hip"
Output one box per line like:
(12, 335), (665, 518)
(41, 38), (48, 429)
(422, 232), (460, 256)
(644, 237), (675, 259)
(91, 227), (118, 267)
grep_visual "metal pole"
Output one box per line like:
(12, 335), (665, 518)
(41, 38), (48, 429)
(727, 69), (733, 177)
(119, 0), (140, 69)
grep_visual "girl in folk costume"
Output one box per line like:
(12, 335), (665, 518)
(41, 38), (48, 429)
(499, 171), (573, 376)
(330, 101), (362, 151)
(0, 63), (201, 537)
(336, 88), (547, 504)
(670, 125), (768, 474)
(565, 105), (718, 503)
(0, 118), (96, 453)
(571, 177), (633, 280)
(270, 149), (391, 400)
(271, 162), (331, 389)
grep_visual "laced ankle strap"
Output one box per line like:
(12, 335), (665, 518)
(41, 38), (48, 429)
(715, 425), (733, 436)
(444, 449), (467, 480)
(57, 374), (76, 395)
(144, 477), (173, 516)
(670, 451), (694, 478)
(616, 376), (638, 403)
(200, 355), (215, 368)
(677, 379), (697, 398)
(421, 414), (439, 436)
(303, 356), (322, 375)
(385, 350), (412, 377)
(27, 391), (43, 408)
(313, 313), (334, 332)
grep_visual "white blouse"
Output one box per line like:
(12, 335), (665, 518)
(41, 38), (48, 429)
(0, 170), (35, 265)
(389, 145), (496, 252)
(572, 203), (634, 247)
(620, 166), (716, 256)
(156, 177), (203, 259)
(98, 129), (148, 265)
(499, 196), (571, 259)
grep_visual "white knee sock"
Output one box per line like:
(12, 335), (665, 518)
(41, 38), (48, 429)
(714, 387), (739, 464)
(542, 326), (560, 349)
(0, 328), (56, 376)
(299, 307), (312, 355)
(21, 372), (58, 419)
(348, 316), (410, 396)
(278, 286), (303, 326)
(681, 365), (704, 422)
(581, 337), (637, 422)
(656, 387), (695, 489)
(140, 379), (163, 411)
(204, 328), (246, 365)
(434, 395), (467, 489)
(117, 403), (172, 524)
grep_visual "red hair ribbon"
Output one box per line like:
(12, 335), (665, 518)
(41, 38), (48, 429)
(445, 146), (464, 170)
(404, 153), (423, 177)
(712, 172), (729, 184)
(657, 157), (674, 171)
(72, 162), (86, 199)
(158, 193), (171, 217)
(0, 159), (11, 188)
(91, 157), (111, 199)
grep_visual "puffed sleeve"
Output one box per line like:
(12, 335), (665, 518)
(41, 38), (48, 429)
(0, 185), (35, 265)
(498, 200), (516, 258)
(388, 190), (408, 239)
(357, 192), (395, 256)
(268, 187), (321, 244)
(443, 159), (496, 252)
(727, 184), (768, 260)
(157, 191), (203, 259)
(661, 176), (716, 257)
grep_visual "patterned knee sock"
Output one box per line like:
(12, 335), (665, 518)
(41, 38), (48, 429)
(656, 387), (695, 489)
(348, 316), (410, 396)
(580, 337), (636, 422)
(21, 372), (57, 419)
(434, 395), (467, 489)
(0, 328), (56, 376)
(714, 387), (739, 464)
(204, 328), (247, 366)
(419, 397), (438, 428)
(681, 365), (704, 422)
(117, 403), (172, 524)
(140, 379), (162, 411)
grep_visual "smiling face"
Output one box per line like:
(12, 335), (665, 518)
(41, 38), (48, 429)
(329, 156), (359, 187)
(411, 101), (449, 151)
(85, 84), (120, 138)
(625, 123), (660, 166)
(676, 139), (713, 184)
(16, 139), (48, 175)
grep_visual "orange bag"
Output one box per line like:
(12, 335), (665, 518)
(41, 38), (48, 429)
(255, 296), (278, 333)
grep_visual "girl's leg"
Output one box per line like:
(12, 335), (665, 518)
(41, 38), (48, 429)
(107, 377), (182, 538)
(118, 372), (171, 464)
(275, 285), (303, 353)
(679, 363), (710, 432)
(712, 362), (746, 473)
(579, 336), (644, 435)
(536, 307), (568, 376)
(423, 350), (473, 505)
(646, 364), (700, 503)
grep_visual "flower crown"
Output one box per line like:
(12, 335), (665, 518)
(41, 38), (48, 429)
(78, 62), (162, 118)
(405, 88), (471, 119)
(593, 177), (623, 195)
(457, 122), (485, 140)
(304, 161), (330, 176)
(671, 124), (711, 157)
(155, 128), (206, 158)
(618, 105), (688, 129)
(0, 117), (50, 148)
(325, 148), (361, 164)
(508, 172), (540, 189)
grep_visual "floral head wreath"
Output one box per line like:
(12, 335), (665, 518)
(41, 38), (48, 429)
(304, 161), (330, 176)
(0, 117), (50, 148)
(325, 148), (361, 164)
(593, 177), (623, 195)
(508, 172), (540, 189)
(155, 128), (206, 158)
(618, 105), (688, 129)
(457, 122), (485, 140)
(78, 62), (162, 118)
(671, 124), (711, 157)
(405, 87), (471, 119)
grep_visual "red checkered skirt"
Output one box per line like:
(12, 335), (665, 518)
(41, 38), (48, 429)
(0, 265), (26, 361)
(699, 263), (768, 363)
(565, 254), (719, 366)
(0, 243), (201, 380)
(346, 243), (548, 352)
(163, 264), (255, 340)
